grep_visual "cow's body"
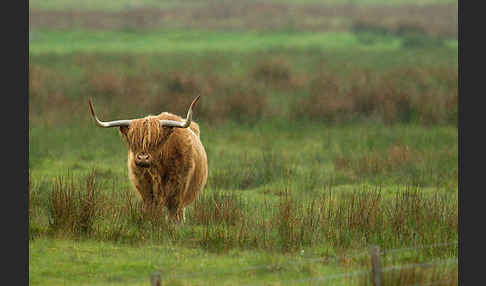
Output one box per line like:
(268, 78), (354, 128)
(88, 96), (207, 223)
(124, 112), (208, 221)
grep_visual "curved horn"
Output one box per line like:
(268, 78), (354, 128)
(88, 99), (132, 128)
(160, 95), (200, 128)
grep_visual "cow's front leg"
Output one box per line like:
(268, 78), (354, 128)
(128, 157), (155, 210)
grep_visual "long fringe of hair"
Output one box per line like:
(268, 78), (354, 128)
(125, 117), (167, 151)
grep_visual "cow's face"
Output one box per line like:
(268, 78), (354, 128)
(88, 96), (200, 168)
(119, 117), (174, 168)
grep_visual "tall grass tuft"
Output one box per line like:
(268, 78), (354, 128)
(190, 191), (245, 226)
(46, 171), (102, 237)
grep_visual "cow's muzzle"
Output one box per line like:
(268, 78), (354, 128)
(135, 152), (152, 168)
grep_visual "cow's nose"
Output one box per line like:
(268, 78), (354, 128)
(137, 153), (150, 161)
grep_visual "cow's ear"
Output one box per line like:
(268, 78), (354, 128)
(119, 126), (129, 136)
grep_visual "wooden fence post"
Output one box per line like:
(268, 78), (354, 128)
(151, 272), (161, 286)
(370, 245), (382, 286)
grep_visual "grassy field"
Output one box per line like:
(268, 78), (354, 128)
(29, 2), (458, 285)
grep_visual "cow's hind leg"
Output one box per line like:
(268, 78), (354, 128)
(165, 162), (194, 224)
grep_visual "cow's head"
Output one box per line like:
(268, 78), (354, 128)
(88, 96), (200, 168)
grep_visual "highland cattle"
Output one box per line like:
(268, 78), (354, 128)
(88, 96), (208, 222)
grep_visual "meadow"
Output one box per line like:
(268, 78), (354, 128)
(29, 1), (458, 285)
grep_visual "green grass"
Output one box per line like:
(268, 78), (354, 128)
(30, 238), (360, 286)
(30, 121), (458, 190)
(30, 237), (457, 285)
(29, 30), (393, 54)
(29, 29), (458, 55)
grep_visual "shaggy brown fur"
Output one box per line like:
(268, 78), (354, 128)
(119, 112), (207, 222)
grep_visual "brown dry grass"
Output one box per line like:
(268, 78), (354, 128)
(29, 57), (457, 126)
(47, 172), (102, 237)
(191, 191), (244, 226)
(29, 65), (78, 123)
(333, 143), (417, 181)
(253, 59), (292, 86)
(293, 67), (457, 125)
